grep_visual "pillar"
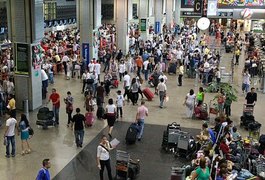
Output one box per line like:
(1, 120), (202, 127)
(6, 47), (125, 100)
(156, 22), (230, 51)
(116, 0), (128, 53)
(174, 0), (181, 25)
(78, 0), (94, 62)
(166, 0), (173, 26)
(8, 0), (44, 111)
(154, 0), (163, 33)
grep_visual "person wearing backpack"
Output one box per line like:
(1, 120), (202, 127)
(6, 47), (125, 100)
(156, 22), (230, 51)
(36, 159), (51, 180)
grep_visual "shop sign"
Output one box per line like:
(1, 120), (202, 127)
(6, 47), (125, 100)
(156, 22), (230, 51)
(181, 11), (201, 17)
(82, 43), (90, 66)
(140, 19), (147, 31)
(194, 0), (203, 13)
(155, 21), (160, 34)
(207, 0), (218, 16)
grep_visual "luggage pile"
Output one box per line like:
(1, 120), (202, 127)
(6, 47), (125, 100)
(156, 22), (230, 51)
(36, 107), (54, 129)
(161, 122), (197, 160)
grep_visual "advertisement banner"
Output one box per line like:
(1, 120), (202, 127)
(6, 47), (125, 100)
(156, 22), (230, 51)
(140, 19), (147, 31)
(82, 43), (90, 66)
(155, 21), (160, 34)
(194, 0), (203, 13)
(207, 0), (218, 16)
(15, 43), (30, 75)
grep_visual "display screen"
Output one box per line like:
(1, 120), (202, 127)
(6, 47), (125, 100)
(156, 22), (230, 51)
(16, 43), (29, 75)
(181, 0), (195, 8)
(218, 0), (265, 8)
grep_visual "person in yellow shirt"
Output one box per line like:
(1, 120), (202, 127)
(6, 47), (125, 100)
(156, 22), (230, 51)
(235, 48), (240, 65)
(7, 94), (16, 119)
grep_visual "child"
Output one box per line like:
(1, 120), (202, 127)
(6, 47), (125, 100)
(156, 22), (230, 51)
(116, 90), (125, 119)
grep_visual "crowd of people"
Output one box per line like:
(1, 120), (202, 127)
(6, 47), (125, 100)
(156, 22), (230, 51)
(0, 17), (264, 179)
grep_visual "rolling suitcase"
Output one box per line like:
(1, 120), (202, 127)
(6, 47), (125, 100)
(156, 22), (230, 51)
(125, 123), (139, 144)
(142, 88), (154, 101)
(96, 106), (105, 119)
(85, 112), (94, 126)
(168, 63), (177, 74)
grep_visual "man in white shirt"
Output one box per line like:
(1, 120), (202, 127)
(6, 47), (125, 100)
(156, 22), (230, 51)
(118, 60), (126, 82)
(123, 71), (131, 101)
(143, 60), (149, 81)
(41, 69), (49, 99)
(157, 78), (167, 108)
(4, 111), (17, 158)
(62, 54), (69, 76)
(203, 60), (210, 85)
(94, 60), (101, 82)
(159, 73), (168, 83)
(88, 59), (95, 73)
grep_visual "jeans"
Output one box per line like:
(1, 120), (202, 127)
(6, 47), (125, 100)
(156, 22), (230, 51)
(74, 130), (84, 146)
(123, 86), (130, 100)
(144, 70), (149, 81)
(119, 72), (124, 82)
(159, 91), (165, 107)
(132, 92), (139, 105)
(6, 136), (15, 156)
(93, 83), (98, 97)
(137, 119), (144, 139)
(103, 61), (110, 72)
(53, 106), (60, 124)
(67, 111), (72, 125)
(99, 159), (113, 180)
(117, 107), (123, 117)
(49, 73), (54, 84)
(224, 104), (231, 117)
(178, 74), (183, 86)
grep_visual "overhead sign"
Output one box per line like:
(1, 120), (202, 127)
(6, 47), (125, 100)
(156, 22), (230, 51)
(181, 11), (201, 17)
(194, 0), (202, 13)
(207, 0), (217, 16)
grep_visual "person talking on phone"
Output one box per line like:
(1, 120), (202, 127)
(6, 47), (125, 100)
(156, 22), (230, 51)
(97, 135), (115, 180)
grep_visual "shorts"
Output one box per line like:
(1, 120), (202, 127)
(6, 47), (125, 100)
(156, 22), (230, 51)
(106, 113), (116, 127)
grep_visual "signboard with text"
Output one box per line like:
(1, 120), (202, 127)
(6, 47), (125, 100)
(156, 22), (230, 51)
(207, 0), (217, 16)
(15, 43), (29, 75)
(82, 43), (90, 66)
(140, 19), (147, 31)
(194, 0), (202, 13)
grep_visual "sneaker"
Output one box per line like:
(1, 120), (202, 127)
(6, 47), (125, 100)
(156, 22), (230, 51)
(21, 151), (25, 156)
(11, 154), (15, 157)
(5, 155), (10, 158)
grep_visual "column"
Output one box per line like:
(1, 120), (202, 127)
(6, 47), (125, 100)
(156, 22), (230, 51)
(154, 0), (163, 33)
(8, 0), (44, 111)
(116, 0), (128, 53)
(166, 0), (173, 26)
(78, 0), (93, 62)
(174, 0), (181, 25)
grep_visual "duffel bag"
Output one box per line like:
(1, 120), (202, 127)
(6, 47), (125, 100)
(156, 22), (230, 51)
(248, 121), (261, 131)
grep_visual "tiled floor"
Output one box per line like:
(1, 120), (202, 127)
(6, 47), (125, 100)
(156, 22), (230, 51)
(0, 42), (264, 180)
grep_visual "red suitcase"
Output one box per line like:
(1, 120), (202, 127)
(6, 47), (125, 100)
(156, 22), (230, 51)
(143, 88), (154, 101)
(85, 112), (94, 126)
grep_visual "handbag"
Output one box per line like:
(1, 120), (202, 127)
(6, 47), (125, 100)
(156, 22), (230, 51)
(28, 127), (34, 136)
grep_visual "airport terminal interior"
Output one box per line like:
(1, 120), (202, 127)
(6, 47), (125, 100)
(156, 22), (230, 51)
(1, 0), (265, 179)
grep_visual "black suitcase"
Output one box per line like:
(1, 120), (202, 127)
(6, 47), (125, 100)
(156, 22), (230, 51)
(38, 107), (49, 114)
(96, 106), (105, 119)
(37, 111), (54, 120)
(248, 121), (261, 131)
(125, 124), (139, 144)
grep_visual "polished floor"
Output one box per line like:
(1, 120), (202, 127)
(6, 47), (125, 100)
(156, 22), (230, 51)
(0, 40), (264, 180)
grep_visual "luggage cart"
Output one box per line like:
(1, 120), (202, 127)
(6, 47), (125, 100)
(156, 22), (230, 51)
(115, 150), (130, 180)
(170, 167), (185, 180)
(243, 104), (254, 116)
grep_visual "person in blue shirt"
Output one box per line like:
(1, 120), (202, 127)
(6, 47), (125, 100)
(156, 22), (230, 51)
(36, 159), (51, 180)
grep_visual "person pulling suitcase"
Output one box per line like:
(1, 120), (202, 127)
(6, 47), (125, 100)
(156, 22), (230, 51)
(135, 100), (148, 141)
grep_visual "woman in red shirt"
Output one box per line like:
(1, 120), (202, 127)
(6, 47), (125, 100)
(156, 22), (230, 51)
(48, 88), (60, 125)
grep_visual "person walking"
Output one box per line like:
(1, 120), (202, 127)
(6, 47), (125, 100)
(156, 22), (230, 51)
(242, 69), (251, 94)
(184, 89), (196, 118)
(130, 78), (139, 105)
(48, 88), (60, 125)
(178, 62), (184, 86)
(18, 114), (31, 155)
(36, 159), (51, 180)
(4, 111), (17, 158)
(235, 47), (240, 65)
(116, 90), (125, 119)
(71, 108), (85, 148)
(64, 91), (73, 127)
(97, 135), (114, 180)
(135, 100), (148, 141)
(245, 87), (257, 107)
(157, 78), (167, 108)
(105, 98), (116, 138)
(118, 60), (126, 82)
(123, 71), (131, 101)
